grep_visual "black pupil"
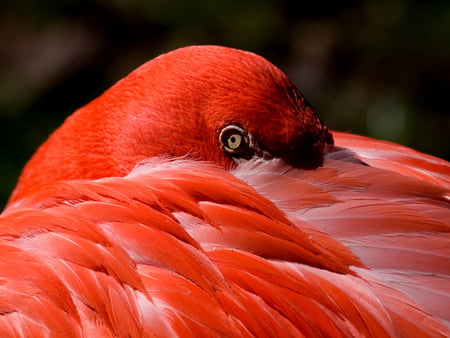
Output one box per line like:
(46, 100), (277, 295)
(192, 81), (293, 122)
(230, 136), (236, 143)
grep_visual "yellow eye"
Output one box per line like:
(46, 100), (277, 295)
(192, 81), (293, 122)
(219, 124), (252, 156)
(227, 133), (243, 150)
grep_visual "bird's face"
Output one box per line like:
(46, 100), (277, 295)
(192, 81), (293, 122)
(10, 45), (334, 204)
(128, 45), (334, 171)
(208, 78), (334, 170)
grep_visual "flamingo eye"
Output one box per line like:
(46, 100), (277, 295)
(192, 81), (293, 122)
(219, 125), (251, 156)
(227, 133), (242, 150)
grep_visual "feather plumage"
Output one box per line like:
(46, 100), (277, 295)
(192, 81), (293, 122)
(1, 45), (449, 336)
(2, 155), (449, 337)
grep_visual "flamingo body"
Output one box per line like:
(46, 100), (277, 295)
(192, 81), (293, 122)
(2, 154), (449, 337)
(1, 46), (449, 337)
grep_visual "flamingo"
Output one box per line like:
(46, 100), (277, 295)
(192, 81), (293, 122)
(1, 45), (449, 337)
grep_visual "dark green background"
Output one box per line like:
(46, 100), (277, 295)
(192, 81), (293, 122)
(1, 0), (449, 210)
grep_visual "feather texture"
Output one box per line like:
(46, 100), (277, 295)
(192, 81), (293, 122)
(2, 153), (449, 337)
(2, 45), (449, 337)
(333, 131), (450, 189)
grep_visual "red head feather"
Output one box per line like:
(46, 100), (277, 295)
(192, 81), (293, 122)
(10, 46), (332, 203)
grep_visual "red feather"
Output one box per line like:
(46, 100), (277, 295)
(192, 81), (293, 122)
(2, 156), (449, 337)
(1, 46), (449, 337)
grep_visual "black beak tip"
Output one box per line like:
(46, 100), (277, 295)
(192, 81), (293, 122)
(282, 141), (333, 170)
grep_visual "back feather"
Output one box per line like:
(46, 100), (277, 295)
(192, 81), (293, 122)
(1, 153), (449, 337)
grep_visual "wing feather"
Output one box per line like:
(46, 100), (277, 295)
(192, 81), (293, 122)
(0, 157), (449, 336)
(333, 131), (450, 189)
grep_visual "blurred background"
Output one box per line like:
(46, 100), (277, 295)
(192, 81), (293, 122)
(1, 0), (449, 209)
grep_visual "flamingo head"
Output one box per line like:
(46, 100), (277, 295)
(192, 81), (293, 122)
(10, 45), (333, 203)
